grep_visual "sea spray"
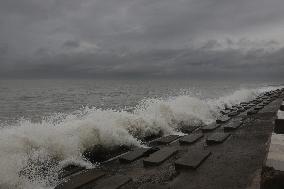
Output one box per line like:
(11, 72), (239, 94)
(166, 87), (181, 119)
(0, 86), (282, 188)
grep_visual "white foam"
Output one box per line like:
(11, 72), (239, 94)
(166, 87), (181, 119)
(0, 85), (282, 188)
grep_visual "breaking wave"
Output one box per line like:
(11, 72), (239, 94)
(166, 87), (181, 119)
(0, 85), (282, 188)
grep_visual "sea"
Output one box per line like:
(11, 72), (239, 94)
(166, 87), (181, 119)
(0, 78), (283, 188)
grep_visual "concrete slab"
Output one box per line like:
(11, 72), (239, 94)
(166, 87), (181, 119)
(201, 123), (221, 132)
(216, 116), (230, 124)
(55, 169), (105, 189)
(143, 147), (178, 166)
(179, 133), (204, 145)
(242, 105), (250, 110)
(247, 110), (258, 115)
(220, 109), (231, 115)
(58, 165), (85, 179)
(175, 150), (211, 170)
(119, 147), (157, 163)
(228, 111), (239, 117)
(237, 107), (245, 113)
(223, 119), (242, 132)
(247, 104), (255, 108)
(94, 175), (131, 189)
(206, 133), (231, 145)
(150, 135), (180, 145)
(180, 126), (200, 134)
(254, 105), (264, 110)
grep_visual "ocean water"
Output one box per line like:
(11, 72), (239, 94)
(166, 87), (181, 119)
(0, 78), (283, 189)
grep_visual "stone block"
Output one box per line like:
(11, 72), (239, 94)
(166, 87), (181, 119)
(175, 150), (211, 170)
(55, 169), (105, 189)
(179, 133), (204, 145)
(119, 147), (158, 163)
(206, 133), (231, 145)
(143, 147), (178, 166)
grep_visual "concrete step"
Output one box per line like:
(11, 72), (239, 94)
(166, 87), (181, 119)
(93, 175), (132, 189)
(143, 147), (178, 166)
(175, 149), (211, 170)
(119, 147), (158, 163)
(247, 109), (258, 115)
(216, 116), (230, 124)
(58, 165), (85, 179)
(228, 111), (239, 117)
(223, 118), (242, 132)
(254, 105), (264, 110)
(220, 109), (231, 115)
(202, 123), (221, 132)
(55, 169), (105, 189)
(179, 133), (204, 145)
(180, 126), (200, 134)
(206, 133), (231, 145)
(150, 135), (180, 145)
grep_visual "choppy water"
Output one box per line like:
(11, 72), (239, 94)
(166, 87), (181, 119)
(0, 78), (283, 189)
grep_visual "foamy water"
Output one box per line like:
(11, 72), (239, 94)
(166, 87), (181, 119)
(0, 80), (282, 188)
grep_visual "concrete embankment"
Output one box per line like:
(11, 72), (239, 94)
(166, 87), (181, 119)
(55, 88), (284, 189)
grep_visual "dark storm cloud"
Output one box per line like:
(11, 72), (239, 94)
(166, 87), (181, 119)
(0, 0), (284, 78)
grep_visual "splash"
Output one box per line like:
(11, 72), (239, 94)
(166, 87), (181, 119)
(0, 86), (282, 188)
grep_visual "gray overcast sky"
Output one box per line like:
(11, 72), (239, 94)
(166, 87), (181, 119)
(1, 0), (284, 78)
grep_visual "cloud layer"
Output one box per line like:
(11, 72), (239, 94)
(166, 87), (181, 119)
(1, 0), (284, 78)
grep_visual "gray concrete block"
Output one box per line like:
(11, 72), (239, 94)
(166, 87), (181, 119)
(254, 105), (264, 110)
(119, 147), (158, 163)
(206, 133), (231, 145)
(175, 150), (211, 170)
(150, 135), (180, 145)
(179, 133), (204, 145)
(220, 109), (231, 115)
(55, 169), (105, 189)
(237, 107), (245, 113)
(94, 175), (132, 189)
(216, 116), (230, 124)
(202, 123), (221, 132)
(143, 147), (178, 166)
(58, 165), (85, 179)
(223, 119), (242, 132)
(228, 111), (239, 117)
(180, 126), (200, 134)
(247, 110), (258, 115)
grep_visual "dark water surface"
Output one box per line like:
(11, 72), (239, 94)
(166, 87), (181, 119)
(0, 78), (281, 123)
